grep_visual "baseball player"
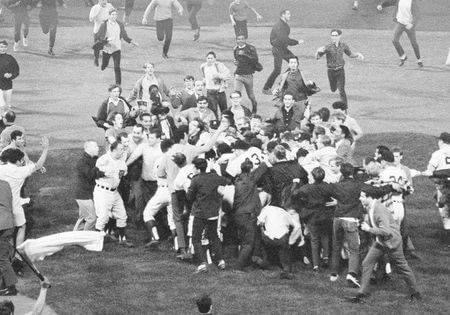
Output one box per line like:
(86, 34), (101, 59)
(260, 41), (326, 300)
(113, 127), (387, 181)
(422, 132), (450, 230)
(225, 140), (267, 178)
(94, 141), (134, 247)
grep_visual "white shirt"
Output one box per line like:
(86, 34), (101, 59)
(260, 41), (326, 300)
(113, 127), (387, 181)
(174, 164), (196, 192)
(379, 165), (408, 201)
(427, 145), (450, 173)
(104, 20), (121, 54)
(141, 75), (160, 102)
(95, 153), (127, 188)
(89, 3), (114, 34)
(308, 146), (337, 169)
(153, 155), (168, 186)
(257, 206), (302, 245)
(226, 147), (267, 177)
(396, 0), (413, 25)
(200, 62), (230, 90)
(0, 163), (35, 216)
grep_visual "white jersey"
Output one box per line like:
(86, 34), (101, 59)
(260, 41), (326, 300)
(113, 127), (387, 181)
(226, 147), (267, 177)
(174, 164), (197, 192)
(95, 153), (127, 189)
(154, 155), (168, 186)
(379, 165), (408, 201)
(427, 146), (450, 173)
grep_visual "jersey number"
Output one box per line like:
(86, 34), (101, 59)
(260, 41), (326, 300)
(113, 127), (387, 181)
(250, 153), (261, 166)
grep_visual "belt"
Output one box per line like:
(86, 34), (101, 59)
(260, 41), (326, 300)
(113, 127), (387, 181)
(96, 184), (117, 192)
(328, 66), (344, 71)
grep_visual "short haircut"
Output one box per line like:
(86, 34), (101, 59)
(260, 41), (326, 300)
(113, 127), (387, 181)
(141, 113), (151, 120)
(261, 125), (275, 140)
(318, 107), (330, 122)
(108, 84), (122, 93)
(250, 137), (262, 149)
(143, 62), (154, 68)
(10, 130), (23, 141)
(217, 142), (232, 156)
(110, 141), (121, 152)
(193, 157), (207, 172)
(3, 111), (15, 123)
(340, 163), (354, 178)
(230, 90), (242, 98)
(196, 294), (212, 314)
(0, 300), (14, 315)
(0, 40), (8, 46)
(160, 139), (174, 153)
(283, 92), (294, 100)
(197, 96), (209, 104)
(296, 148), (309, 158)
(273, 145), (286, 160)
(288, 56), (299, 63)
(361, 186), (385, 199)
(241, 158), (253, 173)
(172, 153), (186, 168)
(117, 132), (129, 141)
(314, 126), (326, 136)
(233, 139), (250, 151)
(380, 150), (395, 163)
(280, 9), (289, 16)
(192, 118), (206, 132)
(206, 51), (216, 58)
(204, 148), (216, 160)
(392, 147), (403, 155)
(133, 124), (144, 133)
(84, 140), (97, 151)
(332, 101), (348, 111)
(312, 167), (325, 183)
(266, 140), (279, 153)
(251, 114), (262, 121)
(1, 148), (24, 164)
(310, 111), (321, 120)
(376, 145), (390, 156)
(184, 75), (195, 81)
(331, 29), (342, 36)
(109, 8), (117, 14)
(330, 112), (346, 122)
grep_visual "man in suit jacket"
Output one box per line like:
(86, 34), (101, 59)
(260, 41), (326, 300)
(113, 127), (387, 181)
(271, 92), (306, 134)
(348, 186), (421, 303)
(379, 0), (422, 67)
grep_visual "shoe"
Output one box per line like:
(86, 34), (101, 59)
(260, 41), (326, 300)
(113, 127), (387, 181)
(313, 266), (319, 273)
(377, 4), (383, 11)
(399, 56), (408, 66)
(144, 239), (160, 248)
(118, 238), (134, 248)
(330, 274), (339, 282)
(303, 256), (311, 265)
(410, 292), (422, 302)
(194, 264), (208, 274)
(217, 260), (226, 270)
(94, 58), (99, 67)
(262, 88), (272, 96)
(352, 1), (358, 10)
(346, 273), (361, 288)
(177, 250), (193, 260)
(162, 53), (169, 59)
(193, 30), (200, 41)
(346, 293), (368, 304)
(22, 37), (28, 47)
(280, 271), (294, 280)
(417, 60), (423, 68)
(0, 286), (18, 296)
(48, 48), (55, 56)
(13, 42), (19, 52)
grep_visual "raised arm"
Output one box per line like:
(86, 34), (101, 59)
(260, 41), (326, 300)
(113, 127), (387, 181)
(33, 137), (49, 172)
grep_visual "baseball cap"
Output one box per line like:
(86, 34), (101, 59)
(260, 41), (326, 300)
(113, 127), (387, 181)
(437, 132), (450, 144)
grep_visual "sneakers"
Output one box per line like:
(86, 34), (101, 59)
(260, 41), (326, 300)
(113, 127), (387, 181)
(22, 37), (28, 47)
(217, 260), (226, 270)
(410, 292), (422, 302)
(399, 56), (408, 66)
(321, 258), (329, 269)
(313, 266), (319, 273)
(377, 4), (383, 12)
(13, 42), (19, 52)
(162, 53), (169, 59)
(417, 60), (424, 68)
(177, 249), (193, 260)
(346, 273), (361, 288)
(262, 88), (272, 96)
(194, 263), (208, 274)
(0, 286), (18, 296)
(329, 274), (339, 282)
(48, 48), (55, 56)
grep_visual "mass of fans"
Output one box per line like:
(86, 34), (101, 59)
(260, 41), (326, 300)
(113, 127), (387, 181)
(0, 0), (449, 310)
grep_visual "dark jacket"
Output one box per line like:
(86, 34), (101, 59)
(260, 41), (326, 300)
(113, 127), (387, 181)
(272, 103), (306, 133)
(95, 96), (134, 129)
(5, 0), (31, 13)
(94, 20), (132, 50)
(75, 152), (104, 200)
(0, 53), (20, 90)
(0, 180), (14, 231)
(233, 43), (259, 75)
(266, 160), (308, 207)
(155, 116), (177, 140)
(270, 18), (298, 50)
(187, 171), (230, 219)
(382, 0), (420, 24)
(233, 163), (268, 215)
(292, 182), (334, 224)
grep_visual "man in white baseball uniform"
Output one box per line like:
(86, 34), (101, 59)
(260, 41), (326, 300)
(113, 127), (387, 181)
(94, 141), (134, 247)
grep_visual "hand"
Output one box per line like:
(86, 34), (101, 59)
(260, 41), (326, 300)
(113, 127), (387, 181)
(256, 14), (263, 22)
(169, 87), (178, 97)
(405, 23), (413, 30)
(142, 18), (148, 25)
(131, 41), (139, 47)
(41, 276), (51, 289)
(178, 9), (184, 16)
(39, 166), (47, 174)
(356, 52), (364, 61)
(298, 39), (304, 44)
(360, 222), (371, 232)
(4, 73), (12, 79)
(41, 136), (49, 148)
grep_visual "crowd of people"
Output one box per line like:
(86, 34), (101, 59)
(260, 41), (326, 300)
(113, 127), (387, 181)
(0, 0), (449, 311)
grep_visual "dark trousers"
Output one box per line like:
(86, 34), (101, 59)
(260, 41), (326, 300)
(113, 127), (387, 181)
(171, 192), (187, 249)
(308, 220), (332, 268)
(234, 213), (257, 269)
(124, 0), (135, 17)
(206, 89), (227, 118)
(234, 20), (248, 39)
(261, 233), (292, 271)
(93, 34), (100, 62)
(192, 217), (223, 264)
(0, 229), (17, 288)
(39, 9), (58, 48)
(101, 50), (121, 85)
(186, 1), (202, 30)
(327, 68), (347, 105)
(359, 242), (418, 295)
(263, 47), (295, 90)
(129, 179), (157, 225)
(13, 11), (30, 43)
(156, 18), (173, 55)
(392, 23), (421, 60)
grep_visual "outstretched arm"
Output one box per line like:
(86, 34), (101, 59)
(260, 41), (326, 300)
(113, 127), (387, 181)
(33, 137), (49, 172)
(30, 276), (51, 315)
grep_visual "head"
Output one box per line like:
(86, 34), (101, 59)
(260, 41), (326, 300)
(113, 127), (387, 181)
(172, 153), (187, 168)
(438, 132), (450, 148)
(206, 51), (216, 65)
(156, 106), (170, 120)
(317, 134), (332, 148)
(132, 124), (144, 143)
(184, 75), (195, 89)
(108, 84), (122, 99)
(229, 91), (242, 107)
(288, 56), (299, 71)
(194, 80), (205, 95)
(1, 148), (25, 166)
(331, 124), (352, 143)
(374, 145), (390, 160)
(332, 101), (348, 115)
(189, 118), (205, 136)
(380, 150), (395, 167)
(148, 128), (161, 146)
(296, 147), (309, 163)
(221, 110), (235, 128)
(233, 139), (250, 155)
(330, 29), (342, 44)
(340, 163), (354, 179)
(111, 112), (124, 129)
(118, 132), (130, 148)
(280, 9), (291, 22)
(160, 139), (174, 153)
(110, 141), (124, 159)
(241, 158), (253, 174)
(330, 112), (346, 126)
(141, 113), (152, 130)
(250, 115), (262, 133)
(236, 34), (246, 47)
(196, 96), (209, 112)
(193, 157), (208, 173)
(282, 93), (295, 111)
(392, 148), (403, 166)
(195, 293), (212, 314)
(84, 140), (99, 157)
(236, 117), (250, 132)
(108, 8), (118, 22)
(174, 125), (189, 144)
(318, 107), (330, 122)
(309, 111), (322, 126)
(270, 145), (287, 164)
(0, 40), (7, 54)
(312, 167), (326, 184)
(143, 62), (155, 75)
(329, 156), (344, 174)
(10, 130), (25, 148)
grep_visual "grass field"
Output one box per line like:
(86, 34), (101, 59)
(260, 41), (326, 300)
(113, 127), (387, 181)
(0, 1), (449, 314)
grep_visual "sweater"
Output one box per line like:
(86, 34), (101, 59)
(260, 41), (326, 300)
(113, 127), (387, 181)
(270, 18), (298, 50)
(0, 53), (20, 90)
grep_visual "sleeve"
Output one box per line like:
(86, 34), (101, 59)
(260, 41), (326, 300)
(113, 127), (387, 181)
(127, 80), (141, 104)
(77, 161), (104, 182)
(96, 101), (108, 127)
(120, 23), (133, 43)
(229, 3), (235, 15)
(257, 207), (267, 225)
(17, 163), (36, 178)
(426, 152), (440, 173)
(89, 5), (100, 22)
(218, 62), (231, 81)
(369, 211), (392, 237)
(173, 0), (183, 12)
(343, 43), (353, 57)
(9, 56), (20, 80)
(250, 162), (269, 183)
(186, 178), (198, 202)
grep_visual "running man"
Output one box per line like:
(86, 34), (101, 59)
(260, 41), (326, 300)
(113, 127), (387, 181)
(5, 0), (31, 52)
(34, 0), (66, 56)
(0, 41), (19, 113)
(185, 0), (202, 41)
(229, 0), (262, 39)
(142, 0), (184, 59)
(315, 29), (364, 106)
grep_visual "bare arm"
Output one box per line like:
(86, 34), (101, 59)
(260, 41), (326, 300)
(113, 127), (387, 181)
(33, 137), (49, 172)
(126, 144), (144, 166)
(30, 277), (51, 315)
(142, 0), (156, 23)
